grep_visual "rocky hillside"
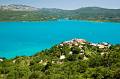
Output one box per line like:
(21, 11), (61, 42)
(0, 38), (120, 79)
(0, 4), (39, 11)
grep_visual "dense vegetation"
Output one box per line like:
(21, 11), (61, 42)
(0, 7), (120, 22)
(0, 39), (120, 79)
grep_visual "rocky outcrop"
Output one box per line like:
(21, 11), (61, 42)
(0, 4), (39, 11)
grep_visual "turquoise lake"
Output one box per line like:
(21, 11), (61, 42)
(0, 20), (120, 59)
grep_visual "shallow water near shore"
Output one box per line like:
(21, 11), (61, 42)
(0, 20), (120, 59)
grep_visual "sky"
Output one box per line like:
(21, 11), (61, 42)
(0, 0), (120, 10)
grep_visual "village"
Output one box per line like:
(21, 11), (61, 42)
(28, 39), (111, 65)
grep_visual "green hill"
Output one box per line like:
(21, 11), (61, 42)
(0, 5), (120, 22)
(0, 39), (120, 79)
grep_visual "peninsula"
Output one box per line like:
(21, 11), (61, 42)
(0, 38), (120, 79)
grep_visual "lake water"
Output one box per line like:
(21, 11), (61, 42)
(0, 20), (120, 59)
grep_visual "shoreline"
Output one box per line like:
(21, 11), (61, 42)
(0, 19), (120, 23)
(0, 38), (119, 59)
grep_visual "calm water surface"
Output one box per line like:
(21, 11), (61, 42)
(0, 20), (120, 58)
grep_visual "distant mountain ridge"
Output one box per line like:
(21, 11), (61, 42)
(1, 4), (120, 11)
(0, 4), (120, 22)
(0, 4), (39, 11)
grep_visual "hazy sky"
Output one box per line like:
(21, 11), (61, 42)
(0, 0), (119, 10)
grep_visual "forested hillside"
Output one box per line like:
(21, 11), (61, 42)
(0, 39), (120, 79)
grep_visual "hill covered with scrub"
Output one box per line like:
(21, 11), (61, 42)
(0, 38), (120, 79)
(0, 4), (120, 22)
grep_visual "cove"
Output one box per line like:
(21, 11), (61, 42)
(0, 20), (120, 59)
